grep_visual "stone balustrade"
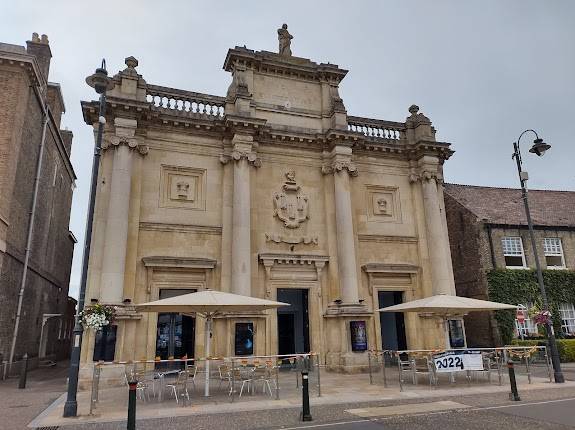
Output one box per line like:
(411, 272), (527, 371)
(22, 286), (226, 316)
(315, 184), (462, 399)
(347, 116), (406, 141)
(146, 84), (225, 118)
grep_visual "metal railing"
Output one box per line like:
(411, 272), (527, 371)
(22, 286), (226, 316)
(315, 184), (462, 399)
(367, 346), (551, 392)
(88, 353), (321, 414)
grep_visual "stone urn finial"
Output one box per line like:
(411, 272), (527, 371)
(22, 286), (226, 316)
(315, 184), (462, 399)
(409, 104), (419, 115)
(125, 56), (139, 69)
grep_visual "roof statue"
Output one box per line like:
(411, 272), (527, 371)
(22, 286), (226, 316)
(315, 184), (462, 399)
(278, 24), (293, 56)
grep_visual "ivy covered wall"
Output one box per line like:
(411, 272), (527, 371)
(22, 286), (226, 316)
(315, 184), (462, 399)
(487, 269), (575, 344)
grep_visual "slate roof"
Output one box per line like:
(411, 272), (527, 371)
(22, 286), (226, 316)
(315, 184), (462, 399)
(443, 183), (575, 228)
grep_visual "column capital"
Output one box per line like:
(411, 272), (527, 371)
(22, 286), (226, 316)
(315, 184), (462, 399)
(321, 144), (358, 176)
(219, 149), (261, 167)
(408, 169), (443, 184)
(321, 160), (358, 176)
(102, 117), (148, 155)
(102, 135), (148, 156)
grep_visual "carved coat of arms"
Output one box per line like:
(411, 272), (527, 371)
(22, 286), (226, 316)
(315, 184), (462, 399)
(273, 170), (309, 229)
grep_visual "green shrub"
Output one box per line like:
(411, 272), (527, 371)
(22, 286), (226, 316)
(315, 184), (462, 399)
(510, 339), (575, 362)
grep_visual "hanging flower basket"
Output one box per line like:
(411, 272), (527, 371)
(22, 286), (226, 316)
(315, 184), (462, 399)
(80, 304), (116, 331)
(533, 310), (552, 326)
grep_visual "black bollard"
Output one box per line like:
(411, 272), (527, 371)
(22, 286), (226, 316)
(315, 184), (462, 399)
(507, 361), (521, 401)
(18, 353), (28, 389)
(127, 380), (137, 430)
(300, 370), (313, 422)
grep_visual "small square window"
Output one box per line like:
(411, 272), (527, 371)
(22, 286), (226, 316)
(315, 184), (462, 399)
(544, 238), (565, 269)
(502, 237), (526, 268)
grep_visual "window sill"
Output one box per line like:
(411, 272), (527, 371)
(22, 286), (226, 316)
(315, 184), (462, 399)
(505, 266), (528, 270)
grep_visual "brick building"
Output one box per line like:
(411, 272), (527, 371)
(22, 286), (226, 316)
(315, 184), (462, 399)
(0, 34), (76, 369)
(444, 183), (575, 346)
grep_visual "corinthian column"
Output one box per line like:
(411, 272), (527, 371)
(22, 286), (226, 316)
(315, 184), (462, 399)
(323, 145), (360, 304)
(418, 169), (454, 295)
(100, 118), (147, 304)
(230, 134), (260, 296)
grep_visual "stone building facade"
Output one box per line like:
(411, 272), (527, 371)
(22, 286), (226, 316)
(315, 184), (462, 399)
(0, 34), (77, 368)
(80, 30), (456, 374)
(444, 183), (575, 346)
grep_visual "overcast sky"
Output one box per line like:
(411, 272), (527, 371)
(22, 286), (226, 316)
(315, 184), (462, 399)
(1, 1), (574, 298)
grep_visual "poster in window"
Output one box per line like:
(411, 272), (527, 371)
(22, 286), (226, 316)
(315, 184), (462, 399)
(350, 320), (368, 352)
(448, 319), (465, 348)
(235, 322), (254, 356)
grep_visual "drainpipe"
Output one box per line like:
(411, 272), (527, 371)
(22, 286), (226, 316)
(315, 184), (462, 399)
(485, 223), (497, 269)
(8, 86), (49, 371)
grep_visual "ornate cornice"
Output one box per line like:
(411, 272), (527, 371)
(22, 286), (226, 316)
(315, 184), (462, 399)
(223, 47), (348, 84)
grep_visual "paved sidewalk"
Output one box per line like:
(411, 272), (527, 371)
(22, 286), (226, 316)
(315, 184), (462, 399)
(0, 360), (69, 430)
(30, 363), (575, 429)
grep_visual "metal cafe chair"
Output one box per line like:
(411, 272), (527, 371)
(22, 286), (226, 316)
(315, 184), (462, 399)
(231, 366), (256, 397)
(165, 370), (190, 405)
(218, 363), (232, 392)
(123, 372), (152, 401)
(251, 363), (274, 397)
(185, 365), (198, 391)
(411, 355), (436, 386)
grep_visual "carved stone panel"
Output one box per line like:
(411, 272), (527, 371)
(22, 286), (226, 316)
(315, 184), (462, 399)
(160, 165), (206, 210)
(366, 185), (401, 223)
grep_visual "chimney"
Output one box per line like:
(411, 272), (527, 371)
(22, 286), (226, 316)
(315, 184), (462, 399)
(26, 33), (52, 81)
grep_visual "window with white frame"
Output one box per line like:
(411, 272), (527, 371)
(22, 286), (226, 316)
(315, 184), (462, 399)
(502, 237), (526, 268)
(544, 238), (565, 269)
(515, 303), (538, 338)
(559, 303), (575, 335)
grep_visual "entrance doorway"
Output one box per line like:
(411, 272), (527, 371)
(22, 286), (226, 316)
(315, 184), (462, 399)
(155, 289), (196, 360)
(378, 291), (407, 351)
(277, 289), (310, 354)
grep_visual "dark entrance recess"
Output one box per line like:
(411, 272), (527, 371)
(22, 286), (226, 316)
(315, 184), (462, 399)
(93, 325), (117, 362)
(277, 288), (310, 355)
(378, 291), (407, 352)
(155, 289), (196, 360)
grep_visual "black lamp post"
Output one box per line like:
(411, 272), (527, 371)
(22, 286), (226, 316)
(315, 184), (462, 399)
(63, 60), (115, 417)
(512, 129), (564, 383)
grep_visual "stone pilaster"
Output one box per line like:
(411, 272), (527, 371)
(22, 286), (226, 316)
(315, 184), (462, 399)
(227, 133), (260, 296)
(99, 118), (147, 304)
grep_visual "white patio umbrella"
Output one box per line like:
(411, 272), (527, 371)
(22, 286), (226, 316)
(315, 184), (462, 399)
(136, 290), (289, 396)
(378, 294), (516, 349)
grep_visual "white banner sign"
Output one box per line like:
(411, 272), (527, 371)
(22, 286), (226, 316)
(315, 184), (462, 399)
(433, 351), (484, 373)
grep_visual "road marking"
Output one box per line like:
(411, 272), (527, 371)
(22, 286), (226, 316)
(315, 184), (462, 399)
(480, 397), (575, 410)
(279, 418), (372, 429)
(346, 400), (471, 417)
(279, 398), (575, 429)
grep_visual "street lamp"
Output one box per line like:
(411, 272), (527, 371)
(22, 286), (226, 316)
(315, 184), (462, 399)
(63, 60), (115, 417)
(512, 129), (564, 383)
